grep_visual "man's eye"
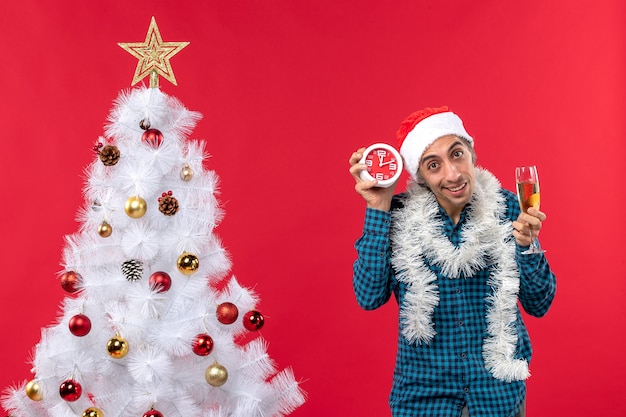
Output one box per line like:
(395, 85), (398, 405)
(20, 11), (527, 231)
(428, 162), (438, 170)
(453, 150), (463, 158)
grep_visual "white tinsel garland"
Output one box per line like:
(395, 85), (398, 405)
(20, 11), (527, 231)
(391, 168), (530, 381)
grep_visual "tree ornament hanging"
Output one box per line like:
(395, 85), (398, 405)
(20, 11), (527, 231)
(69, 314), (92, 337)
(60, 271), (82, 294)
(205, 362), (228, 387)
(59, 379), (82, 402)
(148, 271), (172, 293)
(25, 380), (43, 401)
(106, 335), (129, 359)
(176, 252), (199, 275)
(158, 191), (179, 216)
(124, 196), (147, 218)
(180, 164), (193, 181)
(99, 145), (121, 166)
(243, 310), (265, 331)
(143, 408), (164, 417)
(192, 333), (214, 356)
(92, 142), (104, 154)
(83, 407), (104, 417)
(216, 302), (239, 325)
(141, 128), (164, 148)
(139, 118), (151, 130)
(97, 220), (113, 237)
(121, 259), (144, 282)
(91, 200), (103, 212)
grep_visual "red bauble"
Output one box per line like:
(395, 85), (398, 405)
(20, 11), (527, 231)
(69, 314), (92, 337)
(192, 333), (214, 356)
(59, 379), (82, 402)
(143, 409), (163, 417)
(149, 271), (172, 293)
(141, 128), (163, 147)
(61, 271), (81, 294)
(243, 310), (265, 331)
(216, 302), (239, 325)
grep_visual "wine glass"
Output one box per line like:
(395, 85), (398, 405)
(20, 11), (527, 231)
(515, 165), (545, 254)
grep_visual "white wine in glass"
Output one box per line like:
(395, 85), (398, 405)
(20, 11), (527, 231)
(515, 165), (545, 254)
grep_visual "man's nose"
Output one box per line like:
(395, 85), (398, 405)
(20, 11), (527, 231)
(442, 161), (461, 180)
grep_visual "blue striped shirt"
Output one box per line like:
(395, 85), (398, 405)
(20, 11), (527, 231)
(353, 188), (556, 417)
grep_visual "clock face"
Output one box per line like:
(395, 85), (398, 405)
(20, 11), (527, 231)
(364, 147), (400, 181)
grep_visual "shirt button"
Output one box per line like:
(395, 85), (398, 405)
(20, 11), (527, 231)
(456, 288), (461, 294)
(458, 320), (464, 326)
(460, 353), (467, 359)
(464, 387), (470, 393)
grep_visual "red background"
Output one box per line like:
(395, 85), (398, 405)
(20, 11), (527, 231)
(1, 1), (624, 416)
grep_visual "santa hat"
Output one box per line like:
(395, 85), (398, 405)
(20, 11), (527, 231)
(396, 106), (474, 181)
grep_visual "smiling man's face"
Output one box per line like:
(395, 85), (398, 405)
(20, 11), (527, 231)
(417, 134), (476, 223)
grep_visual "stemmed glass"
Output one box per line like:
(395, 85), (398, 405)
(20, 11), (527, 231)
(515, 165), (546, 254)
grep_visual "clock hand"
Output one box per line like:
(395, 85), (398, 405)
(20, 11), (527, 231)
(380, 159), (396, 166)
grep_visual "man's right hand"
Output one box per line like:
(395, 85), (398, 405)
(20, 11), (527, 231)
(349, 147), (398, 212)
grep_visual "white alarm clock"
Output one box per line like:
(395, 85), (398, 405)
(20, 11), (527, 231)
(359, 143), (403, 188)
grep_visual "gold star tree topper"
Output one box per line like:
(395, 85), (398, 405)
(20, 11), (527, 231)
(118, 16), (189, 88)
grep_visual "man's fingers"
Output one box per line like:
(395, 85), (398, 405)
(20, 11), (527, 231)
(527, 207), (547, 221)
(349, 148), (367, 165)
(349, 162), (366, 180)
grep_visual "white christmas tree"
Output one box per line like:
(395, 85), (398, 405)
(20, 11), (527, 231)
(2, 17), (305, 417)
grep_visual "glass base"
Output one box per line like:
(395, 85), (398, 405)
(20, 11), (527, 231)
(521, 243), (546, 255)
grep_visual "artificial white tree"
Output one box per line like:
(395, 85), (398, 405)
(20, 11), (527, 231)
(2, 17), (305, 417)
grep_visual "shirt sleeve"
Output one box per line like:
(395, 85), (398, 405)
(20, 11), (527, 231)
(516, 246), (556, 317)
(352, 207), (396, 310)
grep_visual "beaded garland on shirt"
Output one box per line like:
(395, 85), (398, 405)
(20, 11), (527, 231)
(390, 168), (530, 382)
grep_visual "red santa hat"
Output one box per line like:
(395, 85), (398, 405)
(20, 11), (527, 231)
(396, 106), (474, 181)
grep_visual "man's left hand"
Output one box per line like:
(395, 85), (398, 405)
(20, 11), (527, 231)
(512, 207), (546, 247)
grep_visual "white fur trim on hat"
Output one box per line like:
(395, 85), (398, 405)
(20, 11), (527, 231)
(399, 111), (474, 181)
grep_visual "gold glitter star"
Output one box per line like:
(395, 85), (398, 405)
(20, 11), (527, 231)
(118, 16), (189, 87)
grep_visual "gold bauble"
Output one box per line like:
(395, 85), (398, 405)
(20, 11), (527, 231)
(180, 164), (194, 181)
(25, 380), (43, 401)
(124, 196), (147, 218)
(83, 407), (104, 417)
(177, 253), (199, 275)
(98, 221), (113, 237)
(205, 362), (228, 387)
(106, 335), (129, 359)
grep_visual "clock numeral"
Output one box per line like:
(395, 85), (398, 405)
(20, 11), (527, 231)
(376, 150), (387, 157)
(375, 173), (384, 180)
(365, 159), (373, 167)
(389, 163), (397, 170)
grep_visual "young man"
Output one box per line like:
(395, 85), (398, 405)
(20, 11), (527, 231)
(349, 107), (556, 417)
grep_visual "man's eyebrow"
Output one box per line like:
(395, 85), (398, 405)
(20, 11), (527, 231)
(420, 140), (465, 165)
(420, 154), (438, 165)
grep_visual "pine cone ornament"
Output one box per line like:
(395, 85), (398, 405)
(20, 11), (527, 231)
(158, 192), (179, 216)
(121, 259), (143, 282)
(99, 145), (120, 166)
